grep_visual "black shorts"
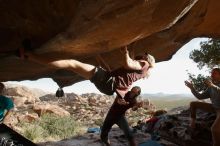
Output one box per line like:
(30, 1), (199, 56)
(90, 67), (115, 95)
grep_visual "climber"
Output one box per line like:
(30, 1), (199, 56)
(101, 86), (143, 146)
(18, 40), (155, 103)
(185, 68), (220, 146)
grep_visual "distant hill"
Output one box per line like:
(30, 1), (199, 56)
(4, 83), (49, 97)
(141, 93), (195, 111)
(4, 83), (196, 111)
(142, 93), (194, 100)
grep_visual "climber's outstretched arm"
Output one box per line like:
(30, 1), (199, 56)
(25, 52), (96, 80)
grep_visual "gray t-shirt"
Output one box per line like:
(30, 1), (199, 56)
(191, 83), (220, 109)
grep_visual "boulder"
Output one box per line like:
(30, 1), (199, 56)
(33, 103), (70, 117)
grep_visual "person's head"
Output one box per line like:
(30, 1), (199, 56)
(0, 82), (5, 95)
(135, 53), (155, 68)
(211, 68), (220, 82)
(130, 86), (141, 97)
(130, 86), (143, 108)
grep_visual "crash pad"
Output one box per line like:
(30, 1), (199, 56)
(0, 123), (37, 146)
(139, 139), (162, 146)
(87, 127), (101, 134)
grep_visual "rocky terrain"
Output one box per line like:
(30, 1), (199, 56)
(2, 84), (215, 146)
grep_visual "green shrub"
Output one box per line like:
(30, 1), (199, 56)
(94, 118), (103, 126)
(21, 124), (46, 142)
(19, 114), (82, 142)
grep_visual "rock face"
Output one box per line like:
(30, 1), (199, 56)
(1, 0), (220, 87)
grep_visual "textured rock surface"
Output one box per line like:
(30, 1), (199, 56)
(1, 0), (220, 87)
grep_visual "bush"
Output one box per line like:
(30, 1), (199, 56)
(19, 114), (82, 142)
(94, 118), (103, 126)
(22, 124), (46, 142)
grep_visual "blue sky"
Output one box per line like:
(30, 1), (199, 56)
(7, 38), (209, 94)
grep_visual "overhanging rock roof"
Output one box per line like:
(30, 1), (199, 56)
(0, 0), (220, 87)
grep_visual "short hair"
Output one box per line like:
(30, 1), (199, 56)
(212, 68), (220, 73)
(131, 86), (141, 95)
(135, 53), (155, 68)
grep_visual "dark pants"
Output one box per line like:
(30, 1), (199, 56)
(101, 113), (134, 144)
(190, 101), (220, 146)
(190, 101), (215, 119)
(90, 67), (115, 95)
